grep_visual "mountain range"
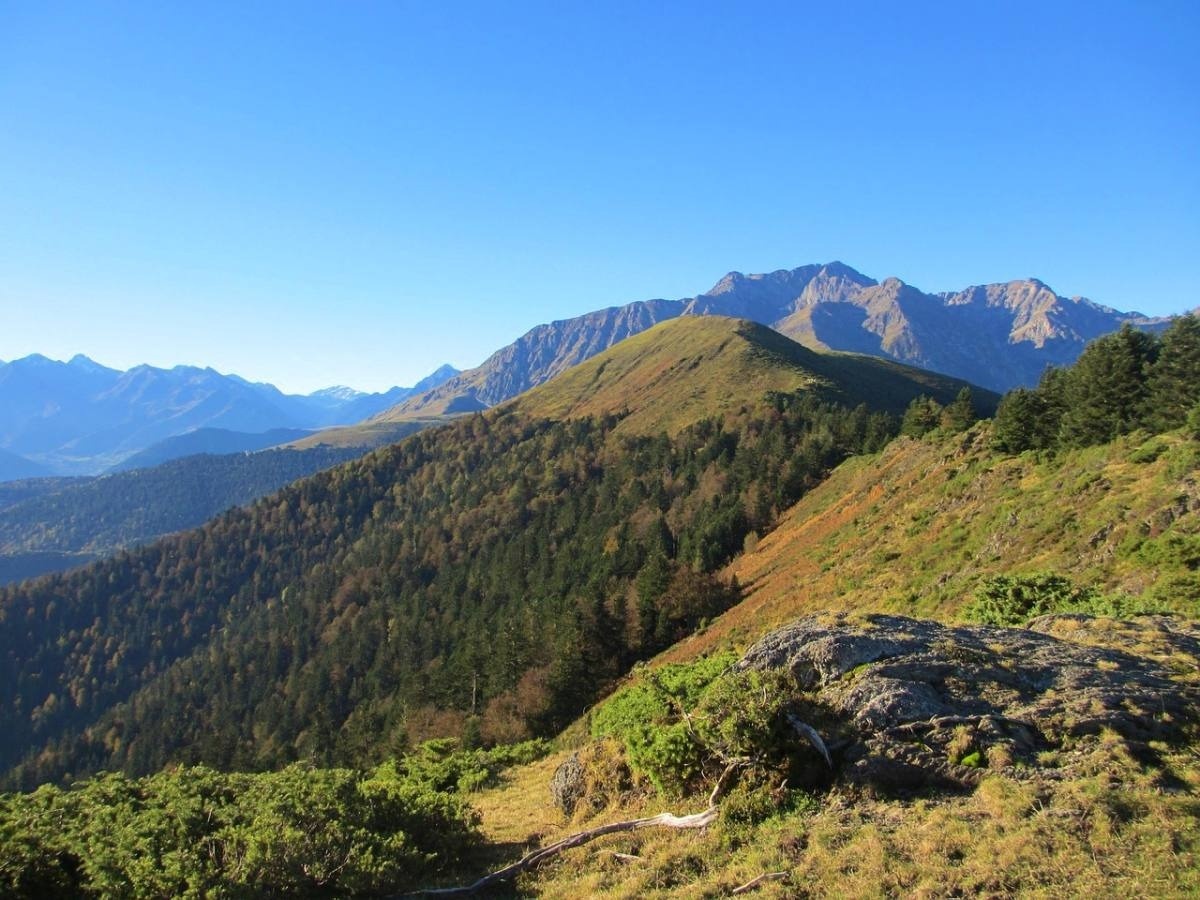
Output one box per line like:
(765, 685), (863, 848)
(0, 316), (983, 786)
(1, 303), (1197, 896)
(379, 261), (1168, 421)
(3, 262), (1175, 477)
(0, 356), (458, 476)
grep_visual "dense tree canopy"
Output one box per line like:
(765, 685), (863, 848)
(1, 395), (896, 789)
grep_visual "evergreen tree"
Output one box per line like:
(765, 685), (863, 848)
(939, 387), (977, 432)
(900, 396), (942, 438)
(991, 388), (1053, 453)
(1146, 314), (1200, 432)
(1058, 325), (1158, 447)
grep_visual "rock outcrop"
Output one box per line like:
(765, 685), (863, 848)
(739, 612), (1200, 793)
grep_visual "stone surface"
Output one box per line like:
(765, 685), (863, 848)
(739, 612), (1200, 794)
(550, 753), (585, 816)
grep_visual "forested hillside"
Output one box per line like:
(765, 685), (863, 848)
(0, 318), (976, 789)
(0, 446), (365, 586)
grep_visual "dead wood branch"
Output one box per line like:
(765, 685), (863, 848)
(709, 759), (748, 805)
(731, 871), (789, 894)
(406, 805), (718, 896)
(786, 713), (832, 768)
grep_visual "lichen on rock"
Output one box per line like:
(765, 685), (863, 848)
(738, 612), (1200, 794)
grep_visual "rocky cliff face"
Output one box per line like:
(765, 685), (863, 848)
(380, 262), (1168, 420)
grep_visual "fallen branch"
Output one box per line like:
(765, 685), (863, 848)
(709, 758), (749, 805)
(731, 871), (789, 894)
(405, 806), (718, 896)
(786, 713), (832, 768)
(888, 713), (1037, 735)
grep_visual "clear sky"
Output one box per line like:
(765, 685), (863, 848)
(1, 1), (1196, 393)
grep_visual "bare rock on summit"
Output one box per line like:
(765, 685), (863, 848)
(738, 612), (1200, 793)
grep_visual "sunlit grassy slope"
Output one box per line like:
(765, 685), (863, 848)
(658, 425), (1199, 663)
(508, 316), (988, 436)
(476, 740), (1200, 898)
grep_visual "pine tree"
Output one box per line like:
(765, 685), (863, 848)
(940, 387), (977, 432)
(992, 388), (1053, 453)
(900, 396), (942, 438)
(1146, 314), (1200, 432)
(1058, 325), (1158, 447)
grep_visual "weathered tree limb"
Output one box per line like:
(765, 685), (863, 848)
(887, 713), (1037, 735)
(731, 871), (789, 894)
(404, 761), (748, 896)
(785, 713), (832, 768)
(708, 758), (749, 805)
(405, 806), (719, 896)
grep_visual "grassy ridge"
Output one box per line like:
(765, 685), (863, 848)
(511, 317), (989, 436)
(458, 425), (1200, 897)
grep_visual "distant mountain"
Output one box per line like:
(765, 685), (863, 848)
(0, 448), (50, 482)
(111, 427), (315, 472)
(378, 301), (684, 419)
(379, 262), (1166, 420)
(0, 477), (89, 512)
(0, 356), (459, 476)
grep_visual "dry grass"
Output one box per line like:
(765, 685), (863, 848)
(462, 745), (1200, 898)
(445, 427), (1200, 897)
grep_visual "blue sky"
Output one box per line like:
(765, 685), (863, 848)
(1, 1), (1196, 393)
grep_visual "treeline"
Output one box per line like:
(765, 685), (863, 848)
(0, 446), (363, 556)
(1, 395), (896, 789)
(992, 315), (1200, 453)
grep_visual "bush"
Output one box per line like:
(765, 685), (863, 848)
(591, 653), (830, 798)
(591, 654), (735, 795)
(0, 757), (493, 898)
(964, 573), (1159, 626)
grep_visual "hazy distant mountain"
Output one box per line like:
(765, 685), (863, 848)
(110, 427), (316, 472)
(0, 449), (50, 482)
(0, 356), (458, 477)
(0, 444), (364, 565)
(380, 262), (1167, 420)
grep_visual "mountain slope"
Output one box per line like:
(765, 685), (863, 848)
(0, 448), (50, 482)
(0, 445), (365, 562)
(377, 300), (685, 419)
(380, 262), (1164, 421)
(110, 427), (315, 471)
(657, 425), (1200, 665)
(0, 319), (955, 788)
(508, 316), (992, 435)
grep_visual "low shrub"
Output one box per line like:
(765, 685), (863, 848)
(963, 573), (1160, 626)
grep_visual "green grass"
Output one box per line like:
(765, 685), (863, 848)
(510, 316), (983, 437)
